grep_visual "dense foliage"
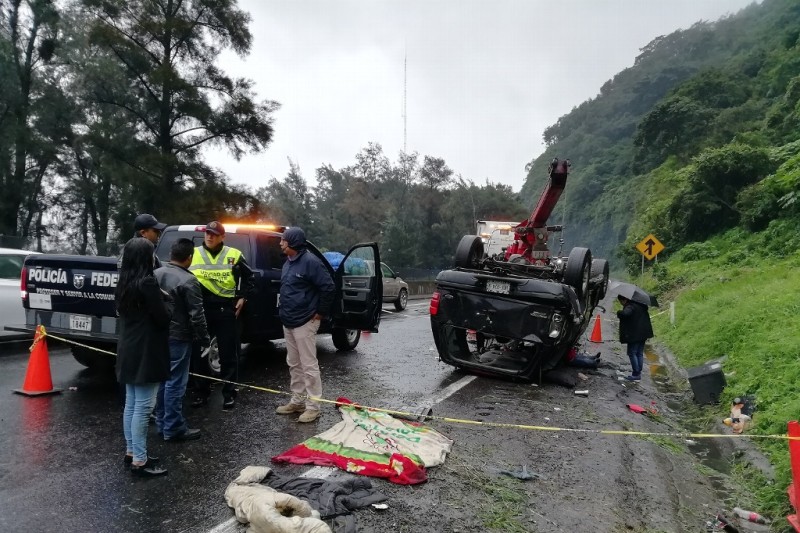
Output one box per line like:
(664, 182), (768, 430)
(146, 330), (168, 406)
(522, 0), (800, 270)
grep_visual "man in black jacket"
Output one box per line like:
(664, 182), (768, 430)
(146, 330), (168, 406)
(617, 295), (654, 382)
(155, 239), (211, 440)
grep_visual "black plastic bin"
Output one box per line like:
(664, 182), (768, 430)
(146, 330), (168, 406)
(687, 361), (726, 404)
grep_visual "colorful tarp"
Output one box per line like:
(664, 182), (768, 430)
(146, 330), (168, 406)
(272, 398), (453, 485)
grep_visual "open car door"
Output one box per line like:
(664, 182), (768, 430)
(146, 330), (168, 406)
(332, 243), (382, 332)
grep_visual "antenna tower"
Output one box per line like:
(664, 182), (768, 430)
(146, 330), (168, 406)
(403, 50), (407, 153)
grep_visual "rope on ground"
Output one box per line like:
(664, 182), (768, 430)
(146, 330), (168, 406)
(38, 329), (798, 442)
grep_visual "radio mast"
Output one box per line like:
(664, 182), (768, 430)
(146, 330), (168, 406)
(403, 50), (407, 153)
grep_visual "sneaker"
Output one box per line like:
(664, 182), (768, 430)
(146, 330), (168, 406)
(130, 459), (168, 478)
(297, 409), (321, 423)
(124, 455), (159, 468)
(164, 428), (202, 442)
(275, 403), (305, 415)
(222, 397), (236, 410)
(625, 375), (642, 382)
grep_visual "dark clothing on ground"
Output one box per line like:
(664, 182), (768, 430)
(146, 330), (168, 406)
(265, 472), (387, 533)
(279, 249), (335, 327)
(116, 276), (171, 384)
(155, 262), (210, 345)
(617, 301), (653, 344)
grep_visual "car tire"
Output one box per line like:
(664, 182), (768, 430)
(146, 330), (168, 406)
(454, 235), (484, 269)
(331, 328), (361, 351)
(201, 337), (223, 378)
(564, 247), (592, 308)
(72, 344), (115, 371)
(394, 288), (408, 311)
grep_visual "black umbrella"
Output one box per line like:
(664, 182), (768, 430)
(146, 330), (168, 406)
(609, 281), (658, 307)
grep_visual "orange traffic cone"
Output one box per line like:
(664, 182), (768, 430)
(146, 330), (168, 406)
(13, 325), (62, 396)
(589, 315), (603, 343)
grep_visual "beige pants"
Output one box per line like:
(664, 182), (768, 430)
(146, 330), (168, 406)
(283, 319), (322, 411)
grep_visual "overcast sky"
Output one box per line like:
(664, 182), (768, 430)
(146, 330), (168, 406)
(205, 0), (759, 193)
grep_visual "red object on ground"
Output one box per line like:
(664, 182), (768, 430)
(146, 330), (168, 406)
(13, 325), (62, 396)
(589, 314), (603, 343)
(626, 404), (647, 414)
(786, 420), (800, 531)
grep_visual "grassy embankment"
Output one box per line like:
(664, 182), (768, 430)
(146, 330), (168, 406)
(638, 219), (800, 521)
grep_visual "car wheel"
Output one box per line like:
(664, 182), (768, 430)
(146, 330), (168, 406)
(331, 328), (361, 351)
(72, 344), (115, 371)
(564, 247), (592, 309)
(454, 235), (484, 269)
(394, 288), (408, 311)
(202, 337), (222, 377)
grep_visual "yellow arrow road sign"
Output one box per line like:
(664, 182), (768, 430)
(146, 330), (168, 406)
(636, 234), (664, 260)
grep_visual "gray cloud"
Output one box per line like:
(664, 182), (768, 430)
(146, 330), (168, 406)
(205, 0), (758, 191)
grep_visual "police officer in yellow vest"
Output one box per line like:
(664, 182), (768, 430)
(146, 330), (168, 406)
(189, 221), (253, 409)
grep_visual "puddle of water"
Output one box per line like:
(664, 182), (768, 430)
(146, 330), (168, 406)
(645, 348), (733, 498)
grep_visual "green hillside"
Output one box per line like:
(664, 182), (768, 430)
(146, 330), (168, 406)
(523, 0), (800, 523)
(522, 0), (800, 267)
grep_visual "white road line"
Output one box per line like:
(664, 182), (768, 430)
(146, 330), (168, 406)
(207, 517), (238, 533)
(299, 466), (336, 478)
(428, 375), (477, 405)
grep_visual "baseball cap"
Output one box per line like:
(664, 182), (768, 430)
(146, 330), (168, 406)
(134, 213), (167, 231)
(205, 221), (225, 235)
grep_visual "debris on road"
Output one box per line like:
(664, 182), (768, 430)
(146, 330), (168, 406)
(495, 464), (543, 481)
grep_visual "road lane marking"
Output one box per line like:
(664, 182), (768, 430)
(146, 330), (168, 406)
(207, 518), (238, 533)
(428, 375), (477, 405)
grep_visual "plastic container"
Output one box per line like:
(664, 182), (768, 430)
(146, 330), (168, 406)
(687, 361), (726, 404)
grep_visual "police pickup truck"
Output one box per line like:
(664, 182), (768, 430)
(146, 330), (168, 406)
(9, 224), (382, 372)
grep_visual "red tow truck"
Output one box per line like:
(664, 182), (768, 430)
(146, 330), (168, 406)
(429, 159), (609, 381)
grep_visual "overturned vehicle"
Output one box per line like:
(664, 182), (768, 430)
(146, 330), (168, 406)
(429, 159), (609, 381)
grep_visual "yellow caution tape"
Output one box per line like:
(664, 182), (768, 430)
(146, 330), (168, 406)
(39, 329), (799, 441)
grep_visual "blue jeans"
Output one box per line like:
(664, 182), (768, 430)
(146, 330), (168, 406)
(627, 341), (645, 377)
(123, 383), (160, 463)
(155, 339), (192, 438)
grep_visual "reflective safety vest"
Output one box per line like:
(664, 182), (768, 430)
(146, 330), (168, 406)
(189, 245), (242, 298)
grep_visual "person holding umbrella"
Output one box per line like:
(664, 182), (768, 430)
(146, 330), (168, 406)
(614, 283), (654, 382)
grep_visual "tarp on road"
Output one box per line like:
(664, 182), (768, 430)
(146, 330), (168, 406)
(272, 398), (453, 485)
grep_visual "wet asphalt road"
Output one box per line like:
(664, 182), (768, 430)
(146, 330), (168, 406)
(0, 301), (472, 533)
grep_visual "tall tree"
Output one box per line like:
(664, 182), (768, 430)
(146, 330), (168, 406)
(0, 0), (60, 242)
(81, 0), (278, 223)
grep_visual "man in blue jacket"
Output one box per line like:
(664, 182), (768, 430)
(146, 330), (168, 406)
(275, 227), (335, 423)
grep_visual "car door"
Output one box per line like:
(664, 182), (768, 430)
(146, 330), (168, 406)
(380, 263), (398, 302)
(332, 243), (382, 332)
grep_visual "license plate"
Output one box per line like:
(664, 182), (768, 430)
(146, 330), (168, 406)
(485, 280), (510, 294)
(69, 315), (92, 332)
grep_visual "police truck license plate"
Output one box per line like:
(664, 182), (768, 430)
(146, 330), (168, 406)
(69, 315), (92, 331)
(486, 280), (510, 294)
